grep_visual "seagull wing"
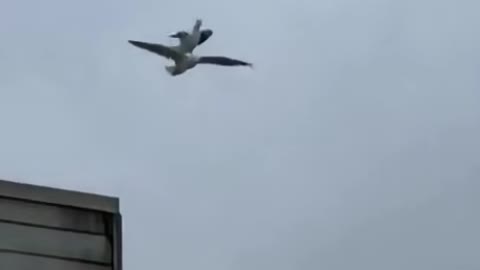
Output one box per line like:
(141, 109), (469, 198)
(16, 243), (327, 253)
(197, 56), (252, 67)
(198, 29), (213, 46)
(128, 40), (182, 61)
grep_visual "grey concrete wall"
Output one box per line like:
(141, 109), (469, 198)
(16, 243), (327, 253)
(0, 179), (121, 270)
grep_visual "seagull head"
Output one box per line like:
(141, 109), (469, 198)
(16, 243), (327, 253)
(168, 31), (188, 39)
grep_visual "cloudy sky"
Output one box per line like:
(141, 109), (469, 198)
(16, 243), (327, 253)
(1, 0), (479, 269)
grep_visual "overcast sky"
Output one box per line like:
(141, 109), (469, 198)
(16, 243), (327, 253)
(1, 0), (479, 269)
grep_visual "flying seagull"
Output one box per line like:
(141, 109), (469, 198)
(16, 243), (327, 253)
(169, 29), (213, 51)
(167, 19), (212, 54)
(128, 40), (252, 76)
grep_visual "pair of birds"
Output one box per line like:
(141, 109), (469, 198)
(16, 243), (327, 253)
(128, 19), (253, 76)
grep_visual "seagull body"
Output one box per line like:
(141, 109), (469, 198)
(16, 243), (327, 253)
(128, 40), (252, 76)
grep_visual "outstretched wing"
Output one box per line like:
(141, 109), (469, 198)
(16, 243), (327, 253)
(128, 40), (182, 61)
(198, 56), (252, 67)
(198, 29), (213, 46)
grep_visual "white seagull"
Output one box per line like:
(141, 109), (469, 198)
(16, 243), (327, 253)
(167, 19), (212, 54)
(168, 28), (213, 53)
(128, 39), (253, 76)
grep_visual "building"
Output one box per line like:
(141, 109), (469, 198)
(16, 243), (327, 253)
(0, 179), (122, 270)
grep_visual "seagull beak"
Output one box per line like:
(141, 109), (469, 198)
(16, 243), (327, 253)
(168, 32), (180, 38)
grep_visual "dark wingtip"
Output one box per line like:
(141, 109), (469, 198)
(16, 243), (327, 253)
(198, 29), (214, 46)
(240, 60), (253, 67)
(128, 40), (145, 48)
(202, 29), (213, 40)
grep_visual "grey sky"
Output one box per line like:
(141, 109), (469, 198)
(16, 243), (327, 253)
(1, 0), (479, 269)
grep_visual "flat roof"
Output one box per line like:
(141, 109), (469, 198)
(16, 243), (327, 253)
(0, 179), (119, 213)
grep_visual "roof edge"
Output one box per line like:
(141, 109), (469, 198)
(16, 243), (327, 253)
(0, 179), (119, 213)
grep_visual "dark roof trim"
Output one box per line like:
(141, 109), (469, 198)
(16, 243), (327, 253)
(0, 179), (119, 213)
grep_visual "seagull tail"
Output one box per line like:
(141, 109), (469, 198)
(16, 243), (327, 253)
(165, 66), (181, 76)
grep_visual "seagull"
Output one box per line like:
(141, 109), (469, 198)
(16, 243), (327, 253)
(128, 40), (253, 76)
(168, 29), (213, 52)
(167, 19), (212, 54)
